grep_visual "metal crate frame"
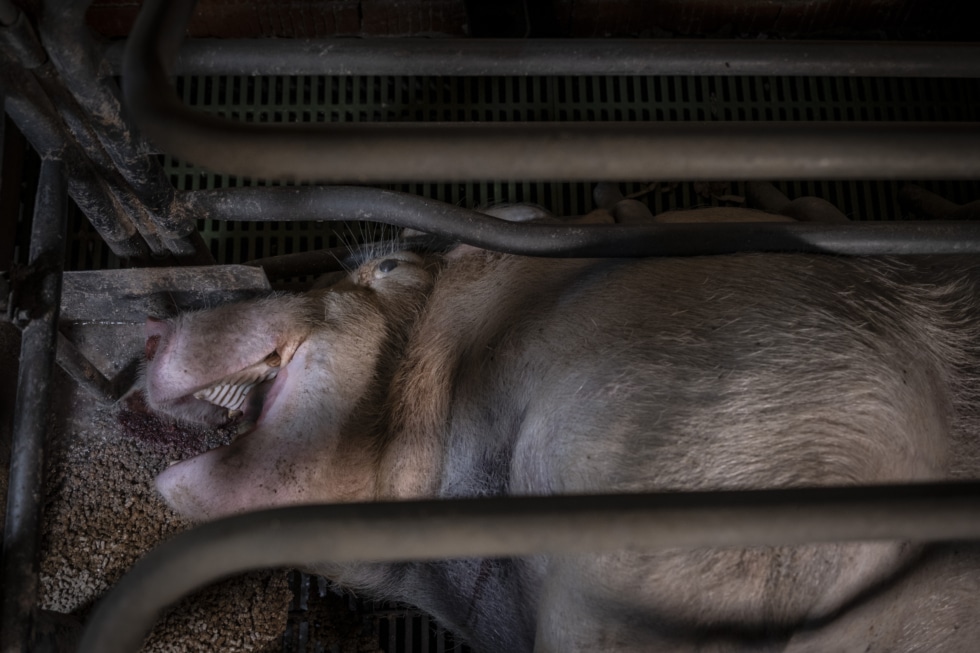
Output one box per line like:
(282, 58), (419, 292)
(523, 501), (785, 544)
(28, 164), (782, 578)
(3, 0), (980, 651)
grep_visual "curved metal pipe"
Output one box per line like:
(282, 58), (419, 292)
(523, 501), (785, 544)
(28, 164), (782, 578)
(183, 187), (980, 257)
(123, 0), (980, 183)
(79, 482), (980, 653)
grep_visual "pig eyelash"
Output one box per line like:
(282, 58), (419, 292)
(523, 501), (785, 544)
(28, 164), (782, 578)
(341, 228), (409, 273)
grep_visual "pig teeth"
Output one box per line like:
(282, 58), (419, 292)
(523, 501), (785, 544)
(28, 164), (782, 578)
(193, 365), (279, 412)
(194, 382), (256, 412)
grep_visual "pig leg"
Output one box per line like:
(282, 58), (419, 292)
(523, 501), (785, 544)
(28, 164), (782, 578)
(481, 204), (554, 223)
(746, 181), (850, 222)
(592, 182), (656, 224)
(784, 543), (980, 652)
(406, 199), (609, 262)
(595, 182), (795, 223)
(900, 183), (980, 220)
(534, 540), (914, 652)
(403, 203), (555, 241)
(483, 203), (615, 225)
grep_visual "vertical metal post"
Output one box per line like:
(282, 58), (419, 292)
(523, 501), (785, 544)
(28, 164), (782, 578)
(1, 160), (67, 653)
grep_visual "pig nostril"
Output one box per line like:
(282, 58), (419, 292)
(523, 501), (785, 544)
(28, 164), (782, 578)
(378, 259), (399, 273)
(145, 335), (161, 361)
(265, 351), (281, 367)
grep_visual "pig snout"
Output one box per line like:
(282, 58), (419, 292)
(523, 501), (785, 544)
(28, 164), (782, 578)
(141, 302), (304, 428)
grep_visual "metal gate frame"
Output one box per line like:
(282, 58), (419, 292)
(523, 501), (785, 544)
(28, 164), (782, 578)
(3, 0), (980, 651)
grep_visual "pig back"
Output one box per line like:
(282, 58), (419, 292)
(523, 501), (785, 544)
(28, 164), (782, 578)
(427, 252), (967, 494)
(379, 251), (980, 650)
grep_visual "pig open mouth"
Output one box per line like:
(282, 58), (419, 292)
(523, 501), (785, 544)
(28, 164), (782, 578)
(141, 347), (294, 475)
(188, 350), (285, 437)
(138, 296), (330, 518)
(140, 251), (435, 520)
(144, 322), (340, 519)
(117, 362), (285, 483)
(193, 351), (281, 420)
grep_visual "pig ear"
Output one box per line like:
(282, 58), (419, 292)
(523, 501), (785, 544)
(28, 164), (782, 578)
(145, 316), (170, 361)
(145, 316), (170, 339)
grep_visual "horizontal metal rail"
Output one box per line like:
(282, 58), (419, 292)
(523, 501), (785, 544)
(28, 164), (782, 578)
(245, 246), (349, 279)
(79, 481), (980, 653)
(182, 187), (980, 257)
(123, 0), (980, 183)
(105, 37), (980, 78)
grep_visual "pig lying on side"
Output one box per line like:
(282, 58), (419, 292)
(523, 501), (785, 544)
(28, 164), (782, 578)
(141, 206), (980, 652)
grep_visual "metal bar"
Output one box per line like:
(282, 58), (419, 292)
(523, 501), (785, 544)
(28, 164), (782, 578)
(59, 265), (271, 322)
(0, 0), (154, 256)
(1, 0), (208, 262)
(123, 0), (980, 183)
(0, 2), (45, 69)
(39, 0), (210, 260)
(55, 333), (119, 404)
(0, 0), (18, 26)
(0, 97), (6, 268)
(245, 246), (348, 279)
(18, 39), (171, 256)
(0, 49), (147, 258)
(79, 481), (980, 653)
(183, 186), (980, 257)
(105, 37), (980, 78)
(1, 160), (67, 653)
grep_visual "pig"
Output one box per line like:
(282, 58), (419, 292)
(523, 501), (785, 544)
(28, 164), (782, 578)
(141, 207), (980, 652)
